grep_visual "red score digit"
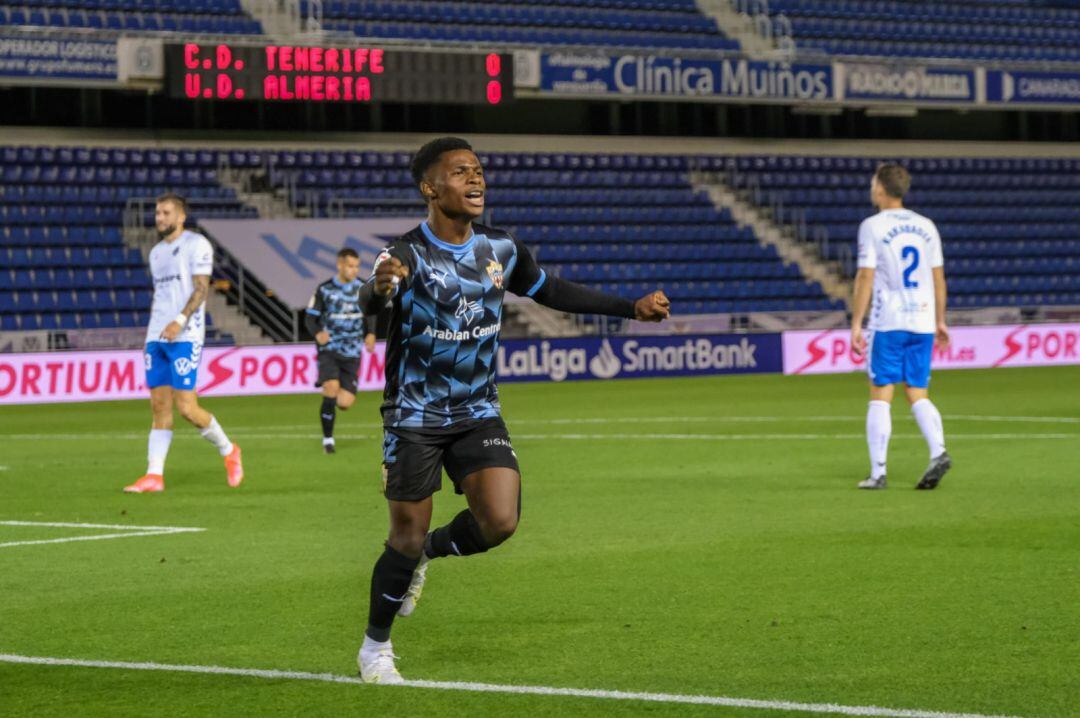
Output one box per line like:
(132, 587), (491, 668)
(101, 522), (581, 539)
(487, 80), (502, 105)
(485, 53), (501, 77)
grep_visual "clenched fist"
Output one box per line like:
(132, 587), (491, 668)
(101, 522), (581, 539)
(374, 256), (410, 297)
(634, 290), (671, 322)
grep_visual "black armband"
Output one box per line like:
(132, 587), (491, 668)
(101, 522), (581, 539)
(531, 276), (635, 319)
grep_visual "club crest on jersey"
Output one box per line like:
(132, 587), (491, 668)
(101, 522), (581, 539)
(486, 259), (504, 289)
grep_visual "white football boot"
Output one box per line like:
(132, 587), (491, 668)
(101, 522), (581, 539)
(358, 643), (404, 685)
(398, 556), (430, 617)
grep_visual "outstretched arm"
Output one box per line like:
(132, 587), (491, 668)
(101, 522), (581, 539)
(531, 276), (670, 322)
(160, 275), (209, 340)
(508, 237), (669, 322)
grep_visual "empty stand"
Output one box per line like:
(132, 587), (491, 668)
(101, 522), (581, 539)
(270, 148), (839, 315)
(0, 0), (262, 34)
(768, 0), (1080, 62)
(731, 155), (1080, 308)
(311, 0), (739, 50)
(0, 145), (256, 339)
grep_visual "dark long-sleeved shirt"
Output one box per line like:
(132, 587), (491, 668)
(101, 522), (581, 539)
(359, 222), (636, 430)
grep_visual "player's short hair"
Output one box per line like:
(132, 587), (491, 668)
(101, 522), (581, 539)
(409, 137), (473, 188)
(156, 192), (188, 214)
(874, 163), (911, 199)
(337, 247), (359, 260)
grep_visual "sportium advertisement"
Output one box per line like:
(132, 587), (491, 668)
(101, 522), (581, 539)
(0, 344), (386, 405)
(4, 325), (1078, 403)
(782, 323), (1080, 375)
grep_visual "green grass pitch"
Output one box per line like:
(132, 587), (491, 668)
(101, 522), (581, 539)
(2, 367), (1078, 717)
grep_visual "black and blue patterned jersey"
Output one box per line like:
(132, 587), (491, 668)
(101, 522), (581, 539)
(370, 222), (548, 430)
(305, 277), (372, 358)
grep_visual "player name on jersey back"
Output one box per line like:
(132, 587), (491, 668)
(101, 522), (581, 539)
(857, 209), (944, 335)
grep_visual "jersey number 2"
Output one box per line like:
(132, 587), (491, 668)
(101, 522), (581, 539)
(901, 246), (920, 288)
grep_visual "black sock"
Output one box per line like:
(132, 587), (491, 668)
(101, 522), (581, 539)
(320, 396), (336, 440)
(426, 509), (490, 559)
(365, 544), (420, 643)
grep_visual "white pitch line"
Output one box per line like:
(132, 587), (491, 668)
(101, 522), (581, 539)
(0, 653), (1024, 718)
(947, 414), (1080, 424)
(0, 521), (205, 550)
(0, 520), (205, 532)
(0, 530), (195, 549)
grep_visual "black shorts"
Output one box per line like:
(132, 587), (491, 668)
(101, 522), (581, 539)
(316, 350), (361, 394)
(381, 418), (520, 502)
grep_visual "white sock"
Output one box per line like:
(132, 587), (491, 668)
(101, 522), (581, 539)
(911, 398), (946, 459)
(866, 400), (892, 479)
(323, 437), (335, 446)
(361, 635), (391, 656)
(199, 415), (234, 457)
(147, 429), (173, 475)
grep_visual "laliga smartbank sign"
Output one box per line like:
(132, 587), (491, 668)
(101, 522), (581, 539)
(496, 333), (782, 383)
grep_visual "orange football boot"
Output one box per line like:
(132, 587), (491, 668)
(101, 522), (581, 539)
(225, 444), (244, 487)
(124, 474), (164, 493)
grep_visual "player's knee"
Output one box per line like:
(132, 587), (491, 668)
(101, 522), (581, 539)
(151, 402), (172, 420)
(479, 511), (518, 547)
(175, 399), (200, 423)
(387, 528), (426, 559)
